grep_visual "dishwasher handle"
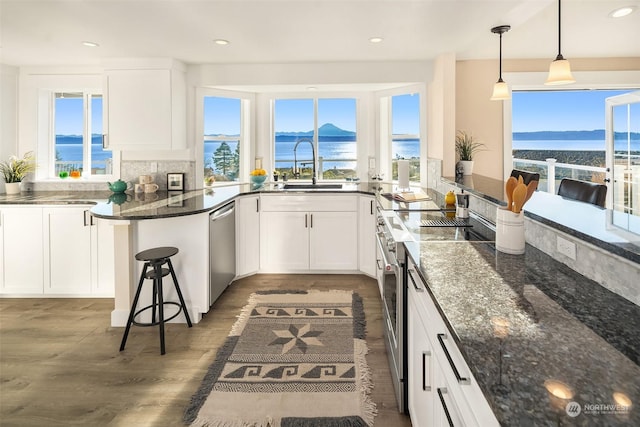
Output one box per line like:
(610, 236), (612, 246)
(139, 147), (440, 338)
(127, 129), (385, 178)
(211, 202), (235, 221)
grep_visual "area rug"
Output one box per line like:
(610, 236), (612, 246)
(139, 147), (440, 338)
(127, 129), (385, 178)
(184, 289), (377, 427)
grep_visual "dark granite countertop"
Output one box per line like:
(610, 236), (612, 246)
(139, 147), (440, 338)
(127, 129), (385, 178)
(404, 239), (640, 426)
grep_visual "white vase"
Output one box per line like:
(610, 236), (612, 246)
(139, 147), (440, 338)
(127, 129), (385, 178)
(459, 160), (474, 175)
(4, 182), (21, 195)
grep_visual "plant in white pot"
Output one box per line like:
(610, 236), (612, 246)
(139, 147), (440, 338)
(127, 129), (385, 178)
(455, 131), (486, 176)
(1, 151), (37, 194)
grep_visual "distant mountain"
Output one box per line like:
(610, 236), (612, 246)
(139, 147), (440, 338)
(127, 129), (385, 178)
(514, 130), (640, 140)
(55, 134), (103, 144)
(275, 123), (355, 137)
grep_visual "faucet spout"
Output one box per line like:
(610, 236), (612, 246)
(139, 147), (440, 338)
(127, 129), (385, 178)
(293, 137), (317, 184)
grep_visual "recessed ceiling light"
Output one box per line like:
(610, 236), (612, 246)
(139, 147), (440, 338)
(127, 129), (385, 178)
(214, 39), (230, 45)
(609, 6), (636, 18)
(369, 37), (383, 43)
(82, 41), (99, 47)
(307, 86), (318, 91)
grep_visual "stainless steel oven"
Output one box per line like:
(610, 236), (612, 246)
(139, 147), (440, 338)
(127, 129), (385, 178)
(376, 208), (410, 414)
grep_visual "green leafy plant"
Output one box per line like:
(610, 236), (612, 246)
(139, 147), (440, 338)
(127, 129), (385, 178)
(455, 131), (486, 161)
(0, 151), (37, 183)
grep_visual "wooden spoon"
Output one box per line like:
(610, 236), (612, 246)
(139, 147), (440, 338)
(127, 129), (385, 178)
(523, 180), (538, 205)
(505, 176), (517, 211)
(512, 182), (527, 214)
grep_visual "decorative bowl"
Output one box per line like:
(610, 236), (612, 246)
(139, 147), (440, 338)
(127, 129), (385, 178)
(250, 175), (267, 186)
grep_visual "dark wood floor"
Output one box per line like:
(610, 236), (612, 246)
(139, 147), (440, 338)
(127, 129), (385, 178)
(0, 274), (412, 427)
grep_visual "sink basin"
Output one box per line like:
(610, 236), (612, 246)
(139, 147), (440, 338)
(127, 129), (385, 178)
(283, 183), (343, 190)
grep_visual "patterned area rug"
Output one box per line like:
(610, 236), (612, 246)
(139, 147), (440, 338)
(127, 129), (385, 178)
(184, 290), (377, 427)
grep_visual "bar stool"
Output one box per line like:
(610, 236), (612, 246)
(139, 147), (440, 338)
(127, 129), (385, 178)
(119, 246), (192, 355)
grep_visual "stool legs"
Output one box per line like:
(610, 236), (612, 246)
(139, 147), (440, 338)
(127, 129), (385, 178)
(120, 262), (150, 352)
(155, 262), (166, 355)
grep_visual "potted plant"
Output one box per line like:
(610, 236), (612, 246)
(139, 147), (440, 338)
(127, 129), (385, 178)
(455, 131), (486, 175)
(1, 151), (37, 194)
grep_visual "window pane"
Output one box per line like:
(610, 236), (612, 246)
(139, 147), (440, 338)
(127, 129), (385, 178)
(391, 94), (420, 181)
(512, 90), (630, 191)
(55, 93), (84, 176)
(204, 97), (241, 181)
(274, 99), (314, 178)
(90, 95), (111, 175)
(318, 98), (357, 179)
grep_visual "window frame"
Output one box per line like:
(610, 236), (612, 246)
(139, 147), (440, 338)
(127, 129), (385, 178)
(271, 96), (360, 181)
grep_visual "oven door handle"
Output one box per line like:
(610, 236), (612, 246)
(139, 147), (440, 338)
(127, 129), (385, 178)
(407, 267), (424, 292)
(376, 234), (395, 271)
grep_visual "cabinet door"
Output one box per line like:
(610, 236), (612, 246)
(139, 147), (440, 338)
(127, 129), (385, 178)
(93, 218), (115, 296)
(44, 207), (93, 295)
(260, 211), (309, 271)
(0, 207), (44, 294)
(358, 196), (376, 277)
(105, 69), (172, 149)
(309, 211), (358, 270)
(408, 290), (436, 427)
(237, 196), (260, 276)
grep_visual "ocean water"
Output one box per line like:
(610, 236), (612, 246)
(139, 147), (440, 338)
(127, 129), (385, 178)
(56, 143), (113, 163)
(513, 139), (640, 151)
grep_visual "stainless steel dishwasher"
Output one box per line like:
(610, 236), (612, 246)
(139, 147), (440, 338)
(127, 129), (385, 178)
(209, 201), (236, 306)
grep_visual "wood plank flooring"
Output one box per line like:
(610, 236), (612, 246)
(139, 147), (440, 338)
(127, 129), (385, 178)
(0, 274), (412, 427)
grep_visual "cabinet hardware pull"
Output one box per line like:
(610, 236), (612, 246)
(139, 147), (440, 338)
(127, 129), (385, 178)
(370, 200), (373, 215)
(305, 213), (308, 228)
(310, 213), (313, 228)
(256, 199), (259, 212)
(422, 350), (432, 391)
(408, 268), (423, 292)
(437, 333), (470, 385)
(437, 388), (455, 427)
(102, 134), (108, 149)
(376, 259), (383, 270)
(83, 210), (89, 227)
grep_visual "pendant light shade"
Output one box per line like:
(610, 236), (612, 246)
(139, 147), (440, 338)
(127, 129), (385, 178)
(490, 25), (511, 101)
(545, 0), (575, 85)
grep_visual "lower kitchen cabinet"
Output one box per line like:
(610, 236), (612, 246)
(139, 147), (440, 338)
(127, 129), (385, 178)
(236, 195), (261, 276)
(358, 195), (376, 277)
(0, 206), (44, 294)
(259, 194), (359, 272)
(407, 255), (499, 427)
(0, 205), (114, 296)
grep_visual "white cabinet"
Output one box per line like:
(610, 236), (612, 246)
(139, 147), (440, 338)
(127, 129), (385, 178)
(259, 195), (358, 273)
(236, 195), (261, 276)
(44, 207), (93, 294)
(0, 207), (44, 294)
(358, 195), (376, 277)
(103, 60), (186, 151)
(0, 205), (114, 297)
(407, 255), (499, 427)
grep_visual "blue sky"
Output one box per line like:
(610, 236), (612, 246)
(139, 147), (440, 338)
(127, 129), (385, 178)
(55, 96), (103, 135)
(512, 89), (637, 132)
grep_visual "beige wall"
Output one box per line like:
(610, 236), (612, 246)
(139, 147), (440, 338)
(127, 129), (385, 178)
(455, 57), (640, 181)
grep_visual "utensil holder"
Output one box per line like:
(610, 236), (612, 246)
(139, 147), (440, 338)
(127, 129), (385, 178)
(495, 207), (525, 255)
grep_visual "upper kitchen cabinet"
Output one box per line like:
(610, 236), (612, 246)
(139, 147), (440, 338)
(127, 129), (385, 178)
(102, 59), (186, 151)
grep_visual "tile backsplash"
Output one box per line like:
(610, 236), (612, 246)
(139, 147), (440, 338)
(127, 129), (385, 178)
(121, 161), (195, 191)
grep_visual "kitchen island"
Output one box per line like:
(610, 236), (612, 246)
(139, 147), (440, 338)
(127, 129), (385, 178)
(404, 238), (639, 426)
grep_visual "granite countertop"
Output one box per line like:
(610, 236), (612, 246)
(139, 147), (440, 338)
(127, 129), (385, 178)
(404, 239), (639, 426)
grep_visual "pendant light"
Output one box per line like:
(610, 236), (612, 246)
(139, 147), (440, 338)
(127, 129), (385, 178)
(490, 25), (511, 101)
(545, 0), (575, 85)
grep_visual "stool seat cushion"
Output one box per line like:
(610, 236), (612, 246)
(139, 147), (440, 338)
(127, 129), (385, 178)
(136, 246), (179, 262)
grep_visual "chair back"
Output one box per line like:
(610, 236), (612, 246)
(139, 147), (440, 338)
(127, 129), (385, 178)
(510, 169), (540, 185)
(557, 178), (607, 208)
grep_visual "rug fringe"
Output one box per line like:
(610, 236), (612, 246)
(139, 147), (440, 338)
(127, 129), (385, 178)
(189, 415), (275, 427)
(229, 293), (258, 336)
(355, 338), (378, 427)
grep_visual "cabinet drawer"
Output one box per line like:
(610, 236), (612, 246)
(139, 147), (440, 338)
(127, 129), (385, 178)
(260, 194), (357, 212)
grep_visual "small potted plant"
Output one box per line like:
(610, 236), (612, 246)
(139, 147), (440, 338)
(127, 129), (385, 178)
(1, 151), (37, 194)
(455, 131), (486, 176)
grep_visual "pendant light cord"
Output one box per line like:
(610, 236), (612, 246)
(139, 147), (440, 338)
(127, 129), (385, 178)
(557, 0), (563, 60)
(499, 32), (503, 82)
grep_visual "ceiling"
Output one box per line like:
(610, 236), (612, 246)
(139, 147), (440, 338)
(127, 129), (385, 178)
(1, 0), (639, 67)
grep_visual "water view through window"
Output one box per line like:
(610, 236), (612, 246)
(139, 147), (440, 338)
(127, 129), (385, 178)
(203, 96), (241, 182)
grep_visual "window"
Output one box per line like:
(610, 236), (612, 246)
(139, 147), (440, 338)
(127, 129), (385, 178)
(53, 92), (111, 177)
(390, 94), (421, 181)
(512, 89), (633, 193)
(274, 98), (358, 180)
(203, 96), (241, 182)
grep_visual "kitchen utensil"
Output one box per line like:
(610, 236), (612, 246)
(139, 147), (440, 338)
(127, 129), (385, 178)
(512, 182), (527, 213)
(108, 179), (129, 193)
(524, 180), (538, 204)
(505, 176), (517, 211)
(456, 191), (470, 218)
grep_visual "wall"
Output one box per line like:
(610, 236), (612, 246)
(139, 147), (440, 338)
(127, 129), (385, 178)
(0, 65), (19, 194)
(455, 57), (640, 182)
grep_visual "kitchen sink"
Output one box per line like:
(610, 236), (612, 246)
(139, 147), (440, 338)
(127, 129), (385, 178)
(283, 183), (343, 190)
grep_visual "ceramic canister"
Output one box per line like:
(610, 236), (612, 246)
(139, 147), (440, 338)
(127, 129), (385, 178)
(495, 207), (525, 255)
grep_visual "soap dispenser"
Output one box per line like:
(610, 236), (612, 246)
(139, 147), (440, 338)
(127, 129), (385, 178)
(456, 190), (470, 219)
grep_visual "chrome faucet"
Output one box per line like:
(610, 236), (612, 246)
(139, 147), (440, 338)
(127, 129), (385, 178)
(293, 137), (317, 184)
